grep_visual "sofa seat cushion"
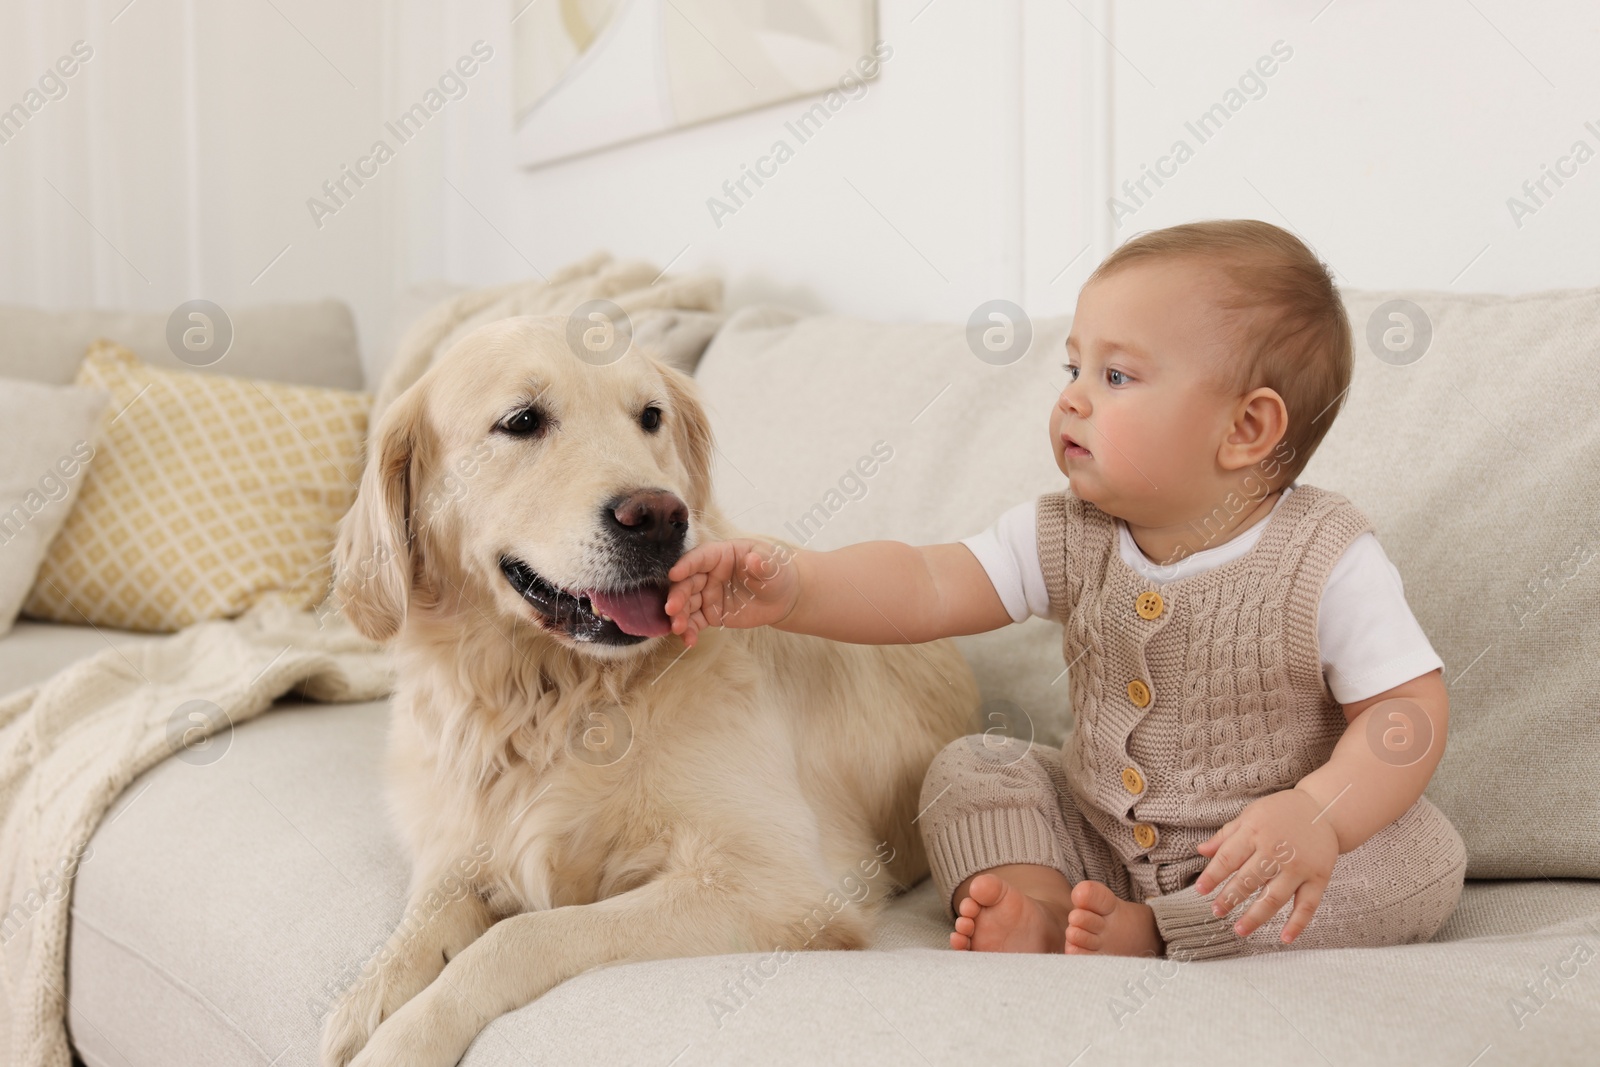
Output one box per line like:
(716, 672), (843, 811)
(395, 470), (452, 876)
(0, 620), (154, 696)
(66, 698), (1600, 1066)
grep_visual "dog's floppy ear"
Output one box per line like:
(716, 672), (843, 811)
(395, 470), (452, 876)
(660, 362), (716, 514)
(333, 385), (423, 642)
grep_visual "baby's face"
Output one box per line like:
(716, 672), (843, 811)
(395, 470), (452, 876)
(1052, 258), (1246, 527)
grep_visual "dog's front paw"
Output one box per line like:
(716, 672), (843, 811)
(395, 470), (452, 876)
(347, 988), (476, 1067)
(320, 972), (388, 1067)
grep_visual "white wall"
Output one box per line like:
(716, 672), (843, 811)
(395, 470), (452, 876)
(409, 0), (1091, 326)
(3, 1), (1596, 387)
(1103, 0), (1600, 293)
(412, 0), (1599, 365)
(0, 0), (410, 384)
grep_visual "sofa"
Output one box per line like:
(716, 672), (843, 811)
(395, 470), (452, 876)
(4, 279), (1597, 1065)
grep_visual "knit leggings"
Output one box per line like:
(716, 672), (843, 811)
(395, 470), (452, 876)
(918, 734), (1468, 960)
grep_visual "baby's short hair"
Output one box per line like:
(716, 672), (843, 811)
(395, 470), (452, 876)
(1086, 219), (1351, 487)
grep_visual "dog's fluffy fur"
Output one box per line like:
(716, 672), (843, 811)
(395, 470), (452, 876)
(321, 316), (977, 1067)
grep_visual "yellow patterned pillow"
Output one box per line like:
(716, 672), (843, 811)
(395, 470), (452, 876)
(22, 340), (369, 632)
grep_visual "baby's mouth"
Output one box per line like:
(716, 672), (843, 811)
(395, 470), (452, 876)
(1061, 432), (1092, 457)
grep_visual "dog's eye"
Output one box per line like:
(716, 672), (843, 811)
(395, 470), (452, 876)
(640, 405), (662, 433)
(497, 407), (546, 438)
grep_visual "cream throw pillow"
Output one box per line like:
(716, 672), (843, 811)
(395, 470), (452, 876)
(0, 380), (111, 635)
(1304, 287), (1600, 879)
(22, 340), (369, 633)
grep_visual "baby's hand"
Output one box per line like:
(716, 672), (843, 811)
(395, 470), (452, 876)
(1193, 788), (1339, 944)
(664, 538), (800, 647)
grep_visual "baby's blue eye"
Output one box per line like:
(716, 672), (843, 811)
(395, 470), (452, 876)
(1061, 362), (1079, 381)
(1107, 369), (1129, 386)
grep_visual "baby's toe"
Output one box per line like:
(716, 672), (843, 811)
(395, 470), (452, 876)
(954, 915), (976, 937)
(950, 930), (971, 951)
(1069, 880), (1120, 916)
(1064, 923), (1100, 953)
(1068, 906), (1106, 935)
(968, 874), (1006, 908)
(957, 895), (981, 920)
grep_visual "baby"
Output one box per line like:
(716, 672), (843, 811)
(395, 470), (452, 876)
(663, 220), (1467, 961)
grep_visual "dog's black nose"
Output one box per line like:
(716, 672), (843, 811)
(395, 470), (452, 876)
(604, 489), (689, 546)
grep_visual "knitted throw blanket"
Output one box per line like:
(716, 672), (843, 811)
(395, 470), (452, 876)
(0, 597), (393, 1067)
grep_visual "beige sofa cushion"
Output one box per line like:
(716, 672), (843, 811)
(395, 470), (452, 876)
(695, 307), (1075, 749)
(1303, 287), (1600, 878)
(695, 288), (1600, 880)
(0, 299), (363, 390)
(0, 620), (153, 695)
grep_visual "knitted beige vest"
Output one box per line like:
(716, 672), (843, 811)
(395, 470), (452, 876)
(1037, 484), (1374, 881)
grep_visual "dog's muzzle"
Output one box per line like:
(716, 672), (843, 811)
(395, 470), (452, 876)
(499, 489), (688, 645)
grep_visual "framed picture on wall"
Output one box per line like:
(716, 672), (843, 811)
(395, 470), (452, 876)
(512, 0), (880, 168)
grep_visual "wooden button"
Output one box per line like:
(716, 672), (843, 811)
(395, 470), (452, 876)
(1121, 766), (1145, 794)
(1126, 679), (1151, 707)
(1132, 822), (1157, 849)
(1136, 591), (1164, 619)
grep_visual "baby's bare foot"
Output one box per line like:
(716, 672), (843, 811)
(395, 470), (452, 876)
(951, 872), (1070, 953)
(1065, 881), (1164, 957)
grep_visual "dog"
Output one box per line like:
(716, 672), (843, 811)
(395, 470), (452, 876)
(320, 315), (978, 1067)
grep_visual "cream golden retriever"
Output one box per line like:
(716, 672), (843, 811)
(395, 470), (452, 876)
(319, 315), (978, 1067)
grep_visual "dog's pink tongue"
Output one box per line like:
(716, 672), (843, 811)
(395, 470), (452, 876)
(586, 586), (672, 637)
